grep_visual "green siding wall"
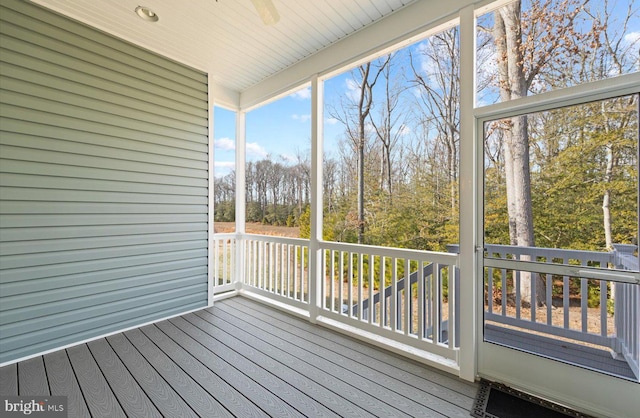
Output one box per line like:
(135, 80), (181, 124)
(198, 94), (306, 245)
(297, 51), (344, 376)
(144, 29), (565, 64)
(0, 0), (210, 364)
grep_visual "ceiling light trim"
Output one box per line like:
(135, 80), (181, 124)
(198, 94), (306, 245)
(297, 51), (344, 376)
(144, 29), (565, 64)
(135, 6), (159, 22)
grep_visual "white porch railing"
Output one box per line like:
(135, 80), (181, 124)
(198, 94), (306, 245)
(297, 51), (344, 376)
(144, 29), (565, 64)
(475, 243), (639, 381)
(212, 234), (237, 294)
(214, 234), (638, 379)
(318, 241), (458, 362)
(242, 234), (310, 309)
(212, 233), (461, 371)
(613, 244), (640, 381)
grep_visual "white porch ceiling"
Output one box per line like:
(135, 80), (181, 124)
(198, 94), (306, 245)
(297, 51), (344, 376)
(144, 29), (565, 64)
(31, 0), (415, 94)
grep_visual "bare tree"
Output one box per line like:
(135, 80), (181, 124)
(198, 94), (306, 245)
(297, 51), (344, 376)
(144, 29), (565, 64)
(410, 27), (460, 216)
(370, 53), (407, 201)
(329, 57), (390, 243)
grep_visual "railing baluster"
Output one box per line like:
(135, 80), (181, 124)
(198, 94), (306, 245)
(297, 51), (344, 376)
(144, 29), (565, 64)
(515, 268), (521, 320)
(531, 271), (536, 323)
(369, 254), (375, 324)
(391, 257), (397, 332)
(302, 246), (307, 302)
(448, 265), (455, 349)
(222, 239), (228, 284)
(330, 250), (335, 312)
(294, 245), (298, 300)
(427, 263), (432, 338)
(231, 239), (235, 285)
(418, 261), (425, 340)
(546, 273), (552, 325)
(269, 242), (274, 293)
(487, 266), (493, 314)
(339, 251), (344, 315)
(263, 241), (268, 290)
(600, 279), (607, 337)
(563, 275), (570, 329)
(288, 244), (293, 298)
(254, 240), (259, 289)
(581, 277), (588, 333)
(404, 258), (411, 336)
(278, 243), (282, 296)
(347, 252), (353, 316)
(358, 253), (364, 321)
(501, 264), (507, 316)
(432, 263), (440, 344)
(320, 248), (326, 308)
(380, 256), (386, 327)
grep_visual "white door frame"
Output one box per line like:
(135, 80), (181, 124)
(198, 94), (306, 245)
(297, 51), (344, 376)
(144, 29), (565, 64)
(474, 75), (640, 418)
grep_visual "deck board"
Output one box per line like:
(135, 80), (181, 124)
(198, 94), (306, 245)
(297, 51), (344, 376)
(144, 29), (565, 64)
(66, 344), (126, 418)
(124, 328), (232, 417)
(222, 298), (476, 412)
(106, 332), (199, 418)
(0, 296), (478, 417)
(192, 309), (370, 417)
(44, 350), (91, 418)
(156, 319), (301, 417)
(206, 305), (453, 417)
(139, 324), (267, 417)
(18, 356), (49, 396)
(230, 296), (478, 398)
(87, 338), (162, 418)
(485, 323), (635, 379)
(0, 363), (17, 395)
(179, 313), (332, 417)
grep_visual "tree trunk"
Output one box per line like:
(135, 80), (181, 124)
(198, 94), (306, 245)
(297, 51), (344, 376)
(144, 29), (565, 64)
(494, 1), (542, 306)
(357, 63), (371, 244)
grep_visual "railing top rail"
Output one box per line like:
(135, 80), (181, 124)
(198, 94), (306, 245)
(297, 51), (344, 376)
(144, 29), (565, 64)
(212, 233), (237, 239)
(320, 240), (458, 264)
(484, 244), (613, 260)
(616, 253), (639, 271)
(448, 243), (614, 263)
(241, 233), (310, 246)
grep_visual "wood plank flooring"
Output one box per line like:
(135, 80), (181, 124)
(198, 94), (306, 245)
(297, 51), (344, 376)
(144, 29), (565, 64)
(485, 323), (636, 380)
(0, 297), (478, 417)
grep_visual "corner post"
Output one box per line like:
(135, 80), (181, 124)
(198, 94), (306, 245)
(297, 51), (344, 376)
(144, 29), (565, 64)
(458, 4), (478, 382)
(207, 75), (215, 307)
(309, 75), (324, 323)
(235, 110), (247, 291)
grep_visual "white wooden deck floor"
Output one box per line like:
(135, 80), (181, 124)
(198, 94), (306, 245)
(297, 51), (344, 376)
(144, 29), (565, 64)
(0, 297), (478, 417)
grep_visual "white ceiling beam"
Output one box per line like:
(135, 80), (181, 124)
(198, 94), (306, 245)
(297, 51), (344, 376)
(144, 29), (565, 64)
(239, 0), (482, 109)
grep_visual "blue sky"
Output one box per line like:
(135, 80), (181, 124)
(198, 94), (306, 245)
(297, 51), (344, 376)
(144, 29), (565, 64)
(213, 0), (640, 178)
(213, 75), (349, 177)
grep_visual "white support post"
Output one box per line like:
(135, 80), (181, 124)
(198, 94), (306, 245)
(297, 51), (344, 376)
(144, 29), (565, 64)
(207, 74), (215, 307)
(235, 110), (247, 291)
(458, 4), (478, 382)
(309, 75), (324, 323)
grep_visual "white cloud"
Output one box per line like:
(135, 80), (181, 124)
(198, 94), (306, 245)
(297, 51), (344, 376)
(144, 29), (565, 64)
(325, 117), (339, 125)
(345, 78), (362, 102)
(292, 113), (311, 122)
(280, 153), (297, 163)
(290, 87), (311, 100)
(624, 31), (640, 45)
(215, 137), (235, 150)
(246, 142), (268, 158)
(214, 161), (235, 177)
(396, 124), (411, 136)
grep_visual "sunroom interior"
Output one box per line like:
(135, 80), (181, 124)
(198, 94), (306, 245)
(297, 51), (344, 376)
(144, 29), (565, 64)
(0, 0), (638, 417)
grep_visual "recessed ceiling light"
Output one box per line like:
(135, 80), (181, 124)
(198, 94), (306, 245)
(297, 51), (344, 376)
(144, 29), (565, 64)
(135, 6), (159, 22)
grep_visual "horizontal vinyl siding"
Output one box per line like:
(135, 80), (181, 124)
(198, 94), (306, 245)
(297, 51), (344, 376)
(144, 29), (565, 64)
(0, 0), (210, 364)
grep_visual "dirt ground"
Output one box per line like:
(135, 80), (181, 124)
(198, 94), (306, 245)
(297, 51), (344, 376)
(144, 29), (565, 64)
(214, 222), (300, 237)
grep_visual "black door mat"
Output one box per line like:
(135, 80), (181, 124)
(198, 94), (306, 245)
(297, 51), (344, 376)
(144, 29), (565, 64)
(471, 379), (594, 418)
